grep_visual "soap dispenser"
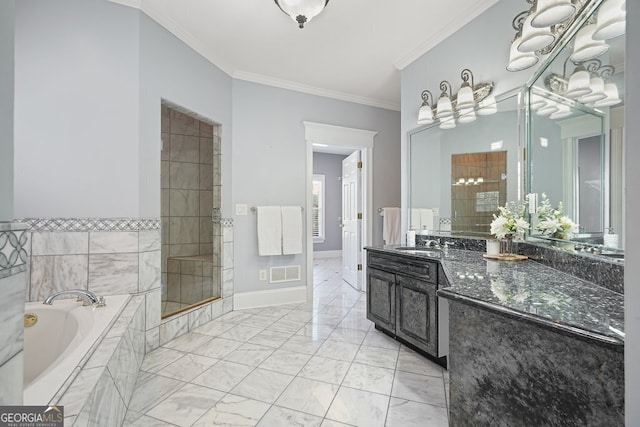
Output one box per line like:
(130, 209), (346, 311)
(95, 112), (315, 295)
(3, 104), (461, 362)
(604, 227), (619, 248)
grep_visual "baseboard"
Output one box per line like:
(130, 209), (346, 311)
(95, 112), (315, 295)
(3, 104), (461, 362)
(233, 286), (307, 310)
(313, 250), (342, 259)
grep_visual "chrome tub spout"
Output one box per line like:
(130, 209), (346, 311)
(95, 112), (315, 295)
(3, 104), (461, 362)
(43, 289), (106, 307)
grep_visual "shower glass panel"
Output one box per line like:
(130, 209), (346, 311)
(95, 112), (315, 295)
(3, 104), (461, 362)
(160, 103), (222, 318)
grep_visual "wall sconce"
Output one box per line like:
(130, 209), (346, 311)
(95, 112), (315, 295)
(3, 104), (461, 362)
(506, 0), (626, 72)
(417, 69), (494, 130)
(544, 58), (620, 107)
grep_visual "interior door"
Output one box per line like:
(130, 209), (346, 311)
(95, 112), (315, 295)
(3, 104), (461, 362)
(342, 150), (362, 289)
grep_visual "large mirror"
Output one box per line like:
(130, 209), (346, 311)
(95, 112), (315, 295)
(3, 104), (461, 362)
(408, 89), (522, 236)
(525, 0), (625, 259)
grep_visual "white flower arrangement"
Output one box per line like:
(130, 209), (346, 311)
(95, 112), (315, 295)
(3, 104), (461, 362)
(533, 193), (578, 240)
(490, 201), (530, 240)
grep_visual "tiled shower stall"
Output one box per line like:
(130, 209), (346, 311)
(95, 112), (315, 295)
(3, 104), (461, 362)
(161, 104), (222, 318)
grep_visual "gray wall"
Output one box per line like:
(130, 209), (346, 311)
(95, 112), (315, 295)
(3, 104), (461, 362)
(400, 0), (538, 234)
(626, 0), (639, 423)
(14, 0), (140, 217)
(138, 12), (232, 218)
(13, 0), (233, 219)
(313, 152), (347, 252)
(0, 1), (14, 221)
(232, 80), (400, 294)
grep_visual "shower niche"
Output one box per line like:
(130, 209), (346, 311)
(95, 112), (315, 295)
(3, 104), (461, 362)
(161, 103), (222, 318)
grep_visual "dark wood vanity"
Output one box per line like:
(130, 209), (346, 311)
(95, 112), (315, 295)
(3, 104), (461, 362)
(365, 248), (446, 365)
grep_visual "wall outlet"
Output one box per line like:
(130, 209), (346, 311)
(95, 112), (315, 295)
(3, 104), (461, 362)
(259, 270), (267, 281)
(236, 204), (248, 215)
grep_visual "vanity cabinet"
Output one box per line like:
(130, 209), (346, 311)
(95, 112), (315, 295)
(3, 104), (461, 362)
(366, 250), (442, 361)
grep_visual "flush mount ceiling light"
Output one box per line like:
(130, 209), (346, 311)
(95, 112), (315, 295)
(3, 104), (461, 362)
(274, 0), (329, 29)
(417, 69), (494, 130)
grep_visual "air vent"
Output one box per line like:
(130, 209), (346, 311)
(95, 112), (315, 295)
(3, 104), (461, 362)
(270, 265), (301, 283)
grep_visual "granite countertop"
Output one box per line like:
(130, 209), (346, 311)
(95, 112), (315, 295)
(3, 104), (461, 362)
(365, 246), (625, 346)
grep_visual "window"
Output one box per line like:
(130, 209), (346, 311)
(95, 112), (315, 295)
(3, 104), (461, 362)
(312, 174), (325, 243)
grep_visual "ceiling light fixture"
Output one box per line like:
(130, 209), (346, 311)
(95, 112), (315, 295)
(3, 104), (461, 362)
(274, 0), (329, 29)
(417, 69), (494, 130)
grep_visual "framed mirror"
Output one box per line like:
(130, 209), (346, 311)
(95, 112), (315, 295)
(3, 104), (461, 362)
(408, 88), (523, 237)
(525, 0), (625, 260)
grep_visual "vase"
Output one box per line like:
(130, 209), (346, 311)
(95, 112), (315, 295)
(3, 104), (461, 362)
(500, 236), (514, 256)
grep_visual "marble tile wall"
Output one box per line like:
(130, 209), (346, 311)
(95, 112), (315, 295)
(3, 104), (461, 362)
(0, 222), (29, 405)
(19, 218), (163, 357)
(55, 295), (146, 426)
(156, 224), (234, 348)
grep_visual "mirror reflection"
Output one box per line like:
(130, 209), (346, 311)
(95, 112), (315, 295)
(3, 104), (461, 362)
(525, 0), (625, 256)
(409, 90), (521, 236)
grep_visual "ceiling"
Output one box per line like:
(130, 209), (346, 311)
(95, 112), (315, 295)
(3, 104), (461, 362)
(111, 0), (499, 111)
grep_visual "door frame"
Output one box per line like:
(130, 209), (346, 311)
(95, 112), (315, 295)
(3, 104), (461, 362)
(304, 121), (377, 301)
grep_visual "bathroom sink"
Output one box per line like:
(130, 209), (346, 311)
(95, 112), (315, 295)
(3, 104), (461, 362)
(395, 247), (442, 256)
(600, 252), (624, 259)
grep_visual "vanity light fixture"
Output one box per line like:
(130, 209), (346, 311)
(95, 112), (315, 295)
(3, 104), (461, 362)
(531, 0), (576, 28)
(436, 81), (454, 119)
(478, 95), (498, 116)
(579, 75), (607, 103)
(594, 83), (621, 107)
(593, 0), (626, 40)
(274, 0), (329, 29)
(506, 0), (591, 72)
(416, 69), (494, 129)
(549, 104), (573, 119)
(417, 90), (435, 125)
(571, 23), (609, 62)
(544, 58), (619, 106)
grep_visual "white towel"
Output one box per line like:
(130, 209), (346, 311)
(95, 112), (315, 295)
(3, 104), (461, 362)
(382, 207), (401, 245)
(420, 209), (434, 232)
(257, 206), (282, 256)
(281, 206), (303, 255)
(410, 208), (422, 231)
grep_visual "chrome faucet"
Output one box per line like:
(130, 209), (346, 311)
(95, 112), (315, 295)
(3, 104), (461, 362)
(424, 239), (441, 249)
(43, 289), (106, 307)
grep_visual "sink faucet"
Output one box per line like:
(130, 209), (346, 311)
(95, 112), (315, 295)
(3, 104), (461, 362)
(424, 239), (441, 249)
(43, 289), (106, 307)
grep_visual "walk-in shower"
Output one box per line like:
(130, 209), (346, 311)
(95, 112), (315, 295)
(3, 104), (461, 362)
(160, 103), (222, 318)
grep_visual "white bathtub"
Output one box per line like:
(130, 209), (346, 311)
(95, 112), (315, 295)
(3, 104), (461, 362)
(23, 294), (130, 405)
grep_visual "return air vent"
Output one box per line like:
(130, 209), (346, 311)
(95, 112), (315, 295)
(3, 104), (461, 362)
(270, 265), (301, 283)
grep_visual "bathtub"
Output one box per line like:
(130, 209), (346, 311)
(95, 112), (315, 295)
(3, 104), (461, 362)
(23, 294), (130, 405)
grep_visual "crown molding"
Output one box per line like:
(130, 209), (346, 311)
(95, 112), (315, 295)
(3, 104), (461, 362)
(393, 0), (500, 70)
(108, 0), (142, 8)
(136, 1), (237, 76)
(110, 0), (400, 111)
(233, 70), (401, 111)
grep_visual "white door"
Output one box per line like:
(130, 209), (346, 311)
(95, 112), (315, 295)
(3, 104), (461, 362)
(342, 150), (362, 290)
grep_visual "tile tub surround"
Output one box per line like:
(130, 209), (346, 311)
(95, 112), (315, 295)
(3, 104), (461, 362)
(446, 300), (624, 425)
(0, 222), (29, 405)
(55, 295), (146, 426)
(370, 246), (624, 345)
(123, 257), (450, 427)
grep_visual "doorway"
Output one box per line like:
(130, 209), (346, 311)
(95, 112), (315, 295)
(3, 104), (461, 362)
(304, 122), (377, 297)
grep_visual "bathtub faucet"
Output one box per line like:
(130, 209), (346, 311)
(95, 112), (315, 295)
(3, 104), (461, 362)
(43, 290), (106, 307)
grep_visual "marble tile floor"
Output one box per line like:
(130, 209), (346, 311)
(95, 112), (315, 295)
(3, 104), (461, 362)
(124, 257), (449, 426)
